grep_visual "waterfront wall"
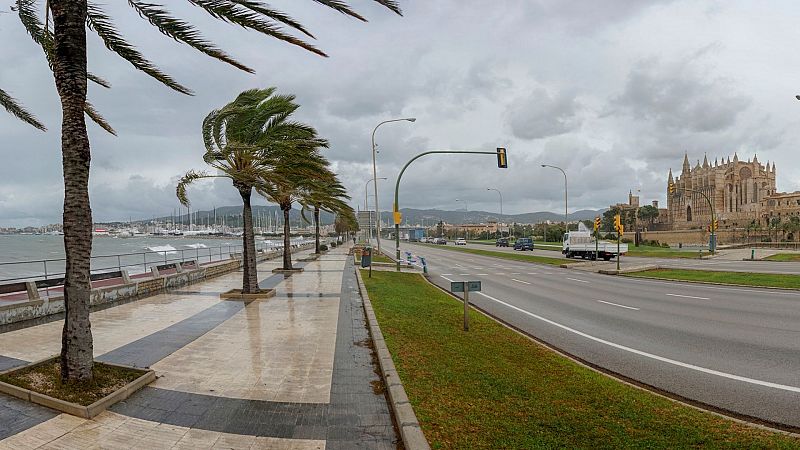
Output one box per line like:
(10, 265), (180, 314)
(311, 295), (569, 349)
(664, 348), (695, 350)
(0, 244), (313, 326)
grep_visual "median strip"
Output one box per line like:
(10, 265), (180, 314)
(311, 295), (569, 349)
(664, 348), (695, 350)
(416, 244), (572, 266)
(359, 270), (799, 448)
(624, 268), (800, 291)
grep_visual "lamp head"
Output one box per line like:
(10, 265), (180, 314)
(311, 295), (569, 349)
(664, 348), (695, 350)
(407, 117), (417, 122)
(541, 164), (547, 168)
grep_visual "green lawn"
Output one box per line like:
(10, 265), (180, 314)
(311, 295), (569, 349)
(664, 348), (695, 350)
(625, 268), (800, 289)
(763, 253), (800, 262)
(419, 243), (570, 266)
(355, 253), (394, 264)
(361, 270), (798, 449)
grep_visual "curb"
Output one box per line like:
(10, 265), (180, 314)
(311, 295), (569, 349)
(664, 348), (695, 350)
(620, 272), (800, 292)
(354, 268), (430, 450)
(598, 265), (660, 275)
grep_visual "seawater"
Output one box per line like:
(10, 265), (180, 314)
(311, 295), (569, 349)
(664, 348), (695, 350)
(0, 235), (293, 282)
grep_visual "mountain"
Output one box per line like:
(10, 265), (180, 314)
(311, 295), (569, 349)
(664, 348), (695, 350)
(393, 208), (607, 225)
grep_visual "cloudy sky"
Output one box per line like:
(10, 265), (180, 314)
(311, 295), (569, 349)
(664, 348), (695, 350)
(2, 0), (800, 226)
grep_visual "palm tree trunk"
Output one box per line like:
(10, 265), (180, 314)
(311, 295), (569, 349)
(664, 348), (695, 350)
(281, 202), (293, 270)
(236, 183), (259, 293)
(314, 206), (321, 254)
(52, 0), (94, 382)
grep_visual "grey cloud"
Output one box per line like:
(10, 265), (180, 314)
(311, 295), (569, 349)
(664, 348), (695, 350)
(506, 89), (581, 140)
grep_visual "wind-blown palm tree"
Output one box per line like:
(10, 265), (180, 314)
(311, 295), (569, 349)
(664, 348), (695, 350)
(177, 88), (326, 294)
(258, 150), (330, 270)
(299, 171), (353, 254)
(2, 0), (402, 382)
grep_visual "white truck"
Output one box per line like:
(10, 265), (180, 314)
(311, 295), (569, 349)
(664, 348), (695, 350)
(562, 228), (628, 261)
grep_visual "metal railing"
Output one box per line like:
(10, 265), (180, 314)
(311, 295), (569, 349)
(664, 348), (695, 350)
(0, 240), (313, 287)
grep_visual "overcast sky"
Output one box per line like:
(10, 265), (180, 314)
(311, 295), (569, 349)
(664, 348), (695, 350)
(2, 0), (800, 226)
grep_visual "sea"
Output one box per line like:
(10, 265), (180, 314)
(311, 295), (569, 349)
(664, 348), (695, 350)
(0, 235), (296, 283)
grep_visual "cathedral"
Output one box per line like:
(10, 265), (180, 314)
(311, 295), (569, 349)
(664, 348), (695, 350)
(666, 153), (777, 230)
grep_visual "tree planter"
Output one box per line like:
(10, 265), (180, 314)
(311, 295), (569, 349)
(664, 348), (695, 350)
(0, 356), (154, 419)
(272, 268), (304, 274)
(219, 289), (276, 300)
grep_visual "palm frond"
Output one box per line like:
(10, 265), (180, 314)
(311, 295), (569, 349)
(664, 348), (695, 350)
(228, 1), (315, 38)
(87, 2), (193, 95)
(176, 169), (228, 205)
(84, 100), (117, 135)
(186, 0), (327, 57)
(0, 87), (46, 131)
(127, 1), (254, 73)
(310, 0), (366, 21)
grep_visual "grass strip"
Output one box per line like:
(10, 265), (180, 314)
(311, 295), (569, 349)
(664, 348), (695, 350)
(763, 253), (800, 262)
(361, 270), (799, 449)
(468, 240), (562, 251)
(418, 243), (570, 266)
(625, 268), (800, 289)
(0, 359), (143, 406)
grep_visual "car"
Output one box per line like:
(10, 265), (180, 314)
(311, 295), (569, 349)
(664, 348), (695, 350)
(495, 238), (509, 247)
(435, 237), (447, 245)
(455, 238), (467, 245)
(513, 237), (534, 251)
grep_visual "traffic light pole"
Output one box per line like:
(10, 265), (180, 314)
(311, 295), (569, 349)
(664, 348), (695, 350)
(394, 150), (506, 271)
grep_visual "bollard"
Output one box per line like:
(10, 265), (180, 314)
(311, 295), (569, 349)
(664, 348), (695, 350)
(751, 249), (755, 260)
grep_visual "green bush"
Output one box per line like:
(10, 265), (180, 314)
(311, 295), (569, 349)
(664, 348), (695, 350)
(330, 242), (337, 248)
(320, 244), (329, 252)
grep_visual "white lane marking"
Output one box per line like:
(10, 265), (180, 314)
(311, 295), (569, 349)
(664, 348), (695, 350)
(459, 273), (470, 276)
(474, 292), (800, 393)
(597, 300), (640, 310)
(494, 272), (505, 275)
(440, 275), (455, 282)
(527, 272), (538, 275)
(511, 278), (531, 285)
(472, 267), (484, 270)
(476, 273), (489, 276)
(441, 274), (453, 276)
(510, 272), (521, 275)
(666, 293), (710, 300)
(566, 277), (589, 283)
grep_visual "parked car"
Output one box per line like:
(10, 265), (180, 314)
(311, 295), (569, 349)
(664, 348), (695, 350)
(495, 238), (509, 247)
(434, 237), (447, 245)
(513, 237), (534, 251)
(455, 238), (467, 245)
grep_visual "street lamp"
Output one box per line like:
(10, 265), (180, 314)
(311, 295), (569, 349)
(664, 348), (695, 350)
(365, 177), (387, 243)
(455, 198), (469, 239)
(371, 117), (416, 255)
(487, 188), (503, 238)
(541, 164), (568, 228)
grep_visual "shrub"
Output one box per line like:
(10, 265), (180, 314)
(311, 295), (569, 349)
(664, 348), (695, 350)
(330, 242), (337, 248)
(320, 244), (329, 252)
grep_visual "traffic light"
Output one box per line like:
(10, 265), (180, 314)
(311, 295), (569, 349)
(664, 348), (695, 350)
(614, 214), (623, 236)
(593, 216), (601, 231)
(712, 219), (719, 232)
(496, 147), (508, 168)
(668, 182), (676, 194)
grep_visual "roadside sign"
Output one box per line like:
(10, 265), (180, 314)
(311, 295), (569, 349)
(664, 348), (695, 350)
(467, 281), (481, 292)
(451, 281), (465, 293)
(393, 211), (402, 225)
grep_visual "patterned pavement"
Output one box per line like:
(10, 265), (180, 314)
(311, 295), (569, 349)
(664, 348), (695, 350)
(0, 247), (399, 449)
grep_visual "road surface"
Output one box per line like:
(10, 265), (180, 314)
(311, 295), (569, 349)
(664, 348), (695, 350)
(393, 241), (800, 429)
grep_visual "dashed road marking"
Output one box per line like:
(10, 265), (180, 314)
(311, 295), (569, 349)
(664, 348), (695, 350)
(666, 293), (710, 300)
(511, 278), (531, 285)
(566, 277), (589, 283)
(597, 300), (640, 310)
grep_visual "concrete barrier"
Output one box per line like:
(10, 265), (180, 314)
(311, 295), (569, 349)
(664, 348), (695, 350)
(0, 244), (313, 326)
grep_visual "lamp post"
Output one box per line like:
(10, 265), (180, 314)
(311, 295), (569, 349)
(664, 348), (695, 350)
(455, 199), (469, 239)
(541, 164), (568, 230)
(487, 188), (503, 238)
(372, 118), (416, 255)
(365, 177), (387, 243)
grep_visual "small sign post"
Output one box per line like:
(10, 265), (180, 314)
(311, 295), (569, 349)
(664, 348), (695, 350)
(450, 281), (481, 331)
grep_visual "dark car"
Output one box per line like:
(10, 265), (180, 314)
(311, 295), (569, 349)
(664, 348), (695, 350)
(495, 238), (509, 247)
(513, 237), (534, 251)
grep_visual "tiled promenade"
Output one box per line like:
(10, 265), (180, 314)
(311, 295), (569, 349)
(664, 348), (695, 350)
(0, 247), (399, 449)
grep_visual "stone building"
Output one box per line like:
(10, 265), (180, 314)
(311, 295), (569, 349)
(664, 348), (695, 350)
(666, 152), (777, 230)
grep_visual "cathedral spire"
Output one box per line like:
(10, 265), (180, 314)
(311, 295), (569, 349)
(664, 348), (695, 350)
(682, 152), (691, 174)
(703, 153), (709, 168)
(668, 168), (674, 184)
(714, 157), (718, 167)
(753, 153), (759, 164)
(733, 152), (739, 163)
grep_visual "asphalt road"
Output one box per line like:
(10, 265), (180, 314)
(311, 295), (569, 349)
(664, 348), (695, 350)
(394, 241), (800, 429)
(449, 241), (800, 275)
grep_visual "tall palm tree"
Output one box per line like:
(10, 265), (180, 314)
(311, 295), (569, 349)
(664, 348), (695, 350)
(177, 88), (326, 293)
(2, 0), (402, 383)
(258, 150), (330, 270)
(299, 171), (353, 254)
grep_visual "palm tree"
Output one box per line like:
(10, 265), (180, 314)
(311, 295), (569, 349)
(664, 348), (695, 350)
(2, 0), (402, 383)
(299, 170), (353, 254)
(177, 88), (326, 294)
(258, 150), (330, 270)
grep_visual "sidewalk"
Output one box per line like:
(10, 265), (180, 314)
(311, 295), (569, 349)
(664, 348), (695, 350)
(0, 247), (399, 449)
